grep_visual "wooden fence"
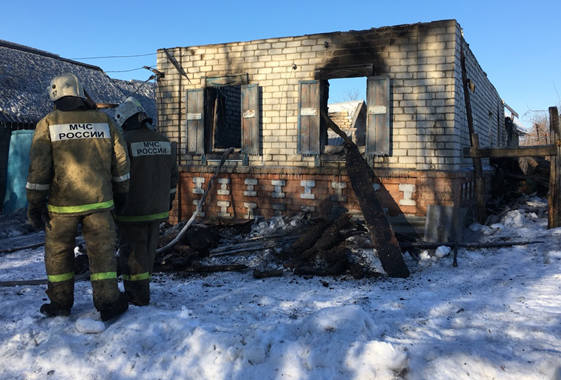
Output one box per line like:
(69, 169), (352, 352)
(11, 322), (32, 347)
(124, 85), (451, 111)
(464, 106), (561, 228)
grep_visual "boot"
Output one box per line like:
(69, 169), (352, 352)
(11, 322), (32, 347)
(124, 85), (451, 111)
(126, 292), (150, 307)
(99, 293), (129, 321)
(124, 280), (150, 306)
(40, 303), (71, 317)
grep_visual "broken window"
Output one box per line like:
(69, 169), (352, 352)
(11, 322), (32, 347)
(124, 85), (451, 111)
(207, 86), (242, 150)
(185, 78), (259, 157)
(325, 78), (367, 154)
(297, 75), (390, 157)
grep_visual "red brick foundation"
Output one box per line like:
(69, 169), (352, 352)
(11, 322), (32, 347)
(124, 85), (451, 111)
(169, 165), (492, 224)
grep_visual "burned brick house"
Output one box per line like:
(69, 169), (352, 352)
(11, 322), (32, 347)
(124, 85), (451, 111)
(156, 19), (507, 233)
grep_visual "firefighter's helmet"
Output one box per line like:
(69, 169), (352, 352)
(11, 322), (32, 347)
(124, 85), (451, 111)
(114, 97), (147, 129)
(48, 73), (86, 102)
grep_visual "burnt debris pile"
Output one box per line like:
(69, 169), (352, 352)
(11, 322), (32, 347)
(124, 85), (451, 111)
(153, 213), (385, 280)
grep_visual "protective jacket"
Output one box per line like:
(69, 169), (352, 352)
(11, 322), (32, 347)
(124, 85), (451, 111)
(115, 125), (178, 222)
(26, 109), (130, 214)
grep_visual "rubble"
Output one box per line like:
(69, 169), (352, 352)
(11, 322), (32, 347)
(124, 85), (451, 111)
(153, 213), (386, 279)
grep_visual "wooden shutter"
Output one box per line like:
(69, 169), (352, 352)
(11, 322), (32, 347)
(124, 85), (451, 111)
(185, 89), (204, 154)
(366, 76), (390, 156)
(298, 80), (320, 155)
(241, 84), (259, 155)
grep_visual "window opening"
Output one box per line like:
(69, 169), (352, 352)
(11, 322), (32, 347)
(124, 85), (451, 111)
(324, 77), (367, 153)
(209, 85), (242, 150)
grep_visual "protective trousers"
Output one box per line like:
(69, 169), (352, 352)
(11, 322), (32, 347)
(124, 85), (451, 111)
(117, 221), (160, 306)
(44, 211), (121, 311)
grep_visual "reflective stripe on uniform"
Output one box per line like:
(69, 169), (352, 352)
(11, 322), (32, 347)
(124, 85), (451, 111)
(48, 199), (114, 213)
(26, 181), (50, 191)
(170, 188), (177, 194)
(49, 123), (111, 142)
(113, 173), (130, 183)
(115, 211), (169, 222)
(90, 272), (118, 281)
(122, 272), (150, 282)
(48, 272), (75, 283)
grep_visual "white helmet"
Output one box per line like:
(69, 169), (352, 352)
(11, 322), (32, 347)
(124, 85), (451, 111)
(48, 73), (86, 101)
(114, 97), (146, 129)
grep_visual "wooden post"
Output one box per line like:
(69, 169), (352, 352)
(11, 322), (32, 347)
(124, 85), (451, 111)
(548, 107), (560, 228)
(177, 69), (183, 222)
(460, 46), (486, 224)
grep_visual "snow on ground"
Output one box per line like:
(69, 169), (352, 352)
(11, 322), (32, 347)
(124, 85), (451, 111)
(1, 197), (561, 379)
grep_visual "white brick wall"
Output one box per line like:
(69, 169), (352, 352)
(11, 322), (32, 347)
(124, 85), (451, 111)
(157, 20), (504, 173)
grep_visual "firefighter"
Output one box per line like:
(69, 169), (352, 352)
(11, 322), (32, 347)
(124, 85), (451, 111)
(113, 97), (178, 306)
(26, 73), (130, 321)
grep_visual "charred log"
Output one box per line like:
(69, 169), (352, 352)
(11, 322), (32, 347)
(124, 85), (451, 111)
(322, 111), (410, 278)
(490, 156), (550, 199)
(344, 142), (410, 278)
(253, 269), (284, 279)
(184, 262), (248, 273)
(290, 219), (332, 255)
(284, 214), (352, 269)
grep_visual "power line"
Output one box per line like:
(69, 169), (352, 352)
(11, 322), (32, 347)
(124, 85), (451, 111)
(106, 67), (147, 73)
(69, 53), (157, 60)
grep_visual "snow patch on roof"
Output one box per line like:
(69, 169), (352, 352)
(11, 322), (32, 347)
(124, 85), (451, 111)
(0, 41), (141, 124)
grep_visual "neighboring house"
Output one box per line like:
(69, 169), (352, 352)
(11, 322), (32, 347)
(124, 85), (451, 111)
(0, 40), (156, 213)
(326, 100), (367, 151)
(155, 19), (507, 232)
(0, 40), (126, 125)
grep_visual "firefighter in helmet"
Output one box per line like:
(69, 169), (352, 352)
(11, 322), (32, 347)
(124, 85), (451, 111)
(26, 73), (130, 321)
(113, 96), (178, 306)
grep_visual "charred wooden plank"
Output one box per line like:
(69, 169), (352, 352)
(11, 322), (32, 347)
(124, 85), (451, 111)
(0, 272), (90, 287)
(548, 107), (561, 228)
(293, 260), (348, 277)
(285, 214), (352, 269)
(171, 244), (201, 259)
(464, 145), (557, 158)
(183, 262), (248, 273)
(344, 144), (410, 278)
(322, 110), (409, 278)
(0, 232), (45, 254)
(253, 269), (284, 279)
(461, 46), (486, 224)
(313, 214), (352, 252)
(321, 245), (351, 264)
(210, 236), (298, 257)
(0, 242), (44, 254)
(453, 240), (458, 267)
(399, 240), (543, 249)
(291, 220), (331, 253)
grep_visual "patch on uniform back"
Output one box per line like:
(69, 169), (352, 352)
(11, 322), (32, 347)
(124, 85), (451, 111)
(50, 123), (110, 142)
(130, 141), (172, 157)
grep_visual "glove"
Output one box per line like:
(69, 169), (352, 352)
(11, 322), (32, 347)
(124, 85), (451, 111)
(28, 201), (49, 230)
(169, 194), (175, 211)
(113, 192), (128, 215)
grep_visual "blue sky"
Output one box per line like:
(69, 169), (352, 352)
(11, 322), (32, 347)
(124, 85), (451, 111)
(4, 0), (559, 127)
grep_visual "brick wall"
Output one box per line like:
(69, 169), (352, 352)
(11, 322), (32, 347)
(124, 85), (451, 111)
(158, 19), (503, 221)
(168, 165), (489, 225)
